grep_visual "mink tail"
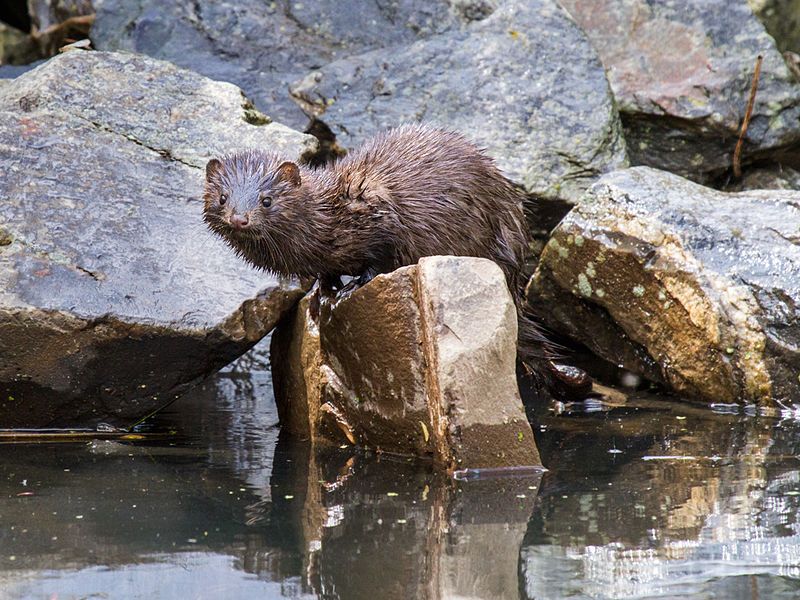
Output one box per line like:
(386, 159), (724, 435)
(515, 306), (594, 401)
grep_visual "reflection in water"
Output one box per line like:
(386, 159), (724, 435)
(523, 395), (800, 599)
(1, 340), (800, 598)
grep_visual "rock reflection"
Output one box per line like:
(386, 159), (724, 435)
(0, 342), (539, 599)
(5, 345), (800, 598)
(521, 395), (800, 599)
(249, 435), (540, 600)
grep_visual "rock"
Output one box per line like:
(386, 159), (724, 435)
(91, 0), (461, 131)
(3, 51), (318, 167)
(289, 0), (629, 202)
(91, 0), (628, 202)
(270, 291), (324, 440)
(272, 256), (541, 470)
(528, 166), (800, 405)
(727, 164), (800, 191)
(749, 0), (800, 53)
(559, 0), (800, 179)
(0, 50), (317, 428)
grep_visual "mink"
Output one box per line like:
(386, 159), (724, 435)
(203, 123), (590, 399)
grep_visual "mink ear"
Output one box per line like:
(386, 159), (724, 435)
(276, 161), (301, 187)
(206, 158), (223, 179)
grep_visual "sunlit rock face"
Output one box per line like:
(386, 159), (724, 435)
(528, 166), (800, 405)
(0, 50), (316, 428)
(271, 256), (541, 470)
(559, 0), (800, 181)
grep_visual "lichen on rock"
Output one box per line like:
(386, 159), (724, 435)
(529, 166), (800, 405)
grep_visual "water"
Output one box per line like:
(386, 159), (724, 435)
(1, 346), (800, 599)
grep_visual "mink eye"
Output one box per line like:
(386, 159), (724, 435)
(219, 193), (228, 206)
(260, 194), (273, 208)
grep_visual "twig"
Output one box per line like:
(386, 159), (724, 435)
(732, 54), (763, 178)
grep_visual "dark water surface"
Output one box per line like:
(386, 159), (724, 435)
(2, 346), (800, 599)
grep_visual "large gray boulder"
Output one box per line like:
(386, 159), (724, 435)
(0, 50), (317, 428)
(289, 0), (629, 202)
(91, 0), (628, 203)
(559, 0), (800, 179)
(91, 0), (461, 131)
(528, 167), (800, 405)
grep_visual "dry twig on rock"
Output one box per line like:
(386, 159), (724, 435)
(733, 54), (764, 179)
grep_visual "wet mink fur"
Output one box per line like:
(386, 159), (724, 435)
(203, 123), (590, 398)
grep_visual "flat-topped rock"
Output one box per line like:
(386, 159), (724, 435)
(272, 256), (541, 470)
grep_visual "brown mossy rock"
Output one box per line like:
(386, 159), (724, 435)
(559, 0), (800, 180)
(528, 166), (800, 405)
(271, 256), (541, 470)
(0, 50), (317, 428)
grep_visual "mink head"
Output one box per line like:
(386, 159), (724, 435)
(203, 151), (305, 268)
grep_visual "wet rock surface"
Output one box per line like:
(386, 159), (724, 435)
(559, 0), (800, 180)
(272, 256), (541, 470)
(91, 0), (628, 203)
(529, 166), (800, 405)
(91, 0), (460, 132)
(270, 291), (324, 441)
(290, 0), (628, 202)
(0, 50), (316, 428)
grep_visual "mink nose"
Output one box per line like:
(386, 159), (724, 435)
(229, 214), (249, 229)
